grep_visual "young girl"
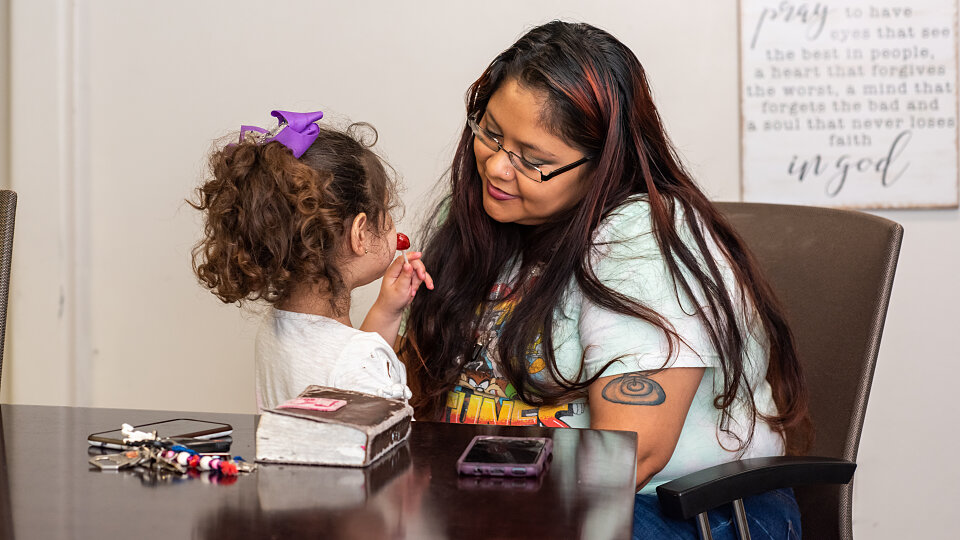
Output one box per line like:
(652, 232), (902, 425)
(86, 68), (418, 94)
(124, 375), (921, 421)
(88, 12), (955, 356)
(191, 110), (432, 411)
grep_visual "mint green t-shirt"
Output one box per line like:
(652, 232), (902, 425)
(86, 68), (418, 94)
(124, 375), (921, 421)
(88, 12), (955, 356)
(442, 197), (784, 493)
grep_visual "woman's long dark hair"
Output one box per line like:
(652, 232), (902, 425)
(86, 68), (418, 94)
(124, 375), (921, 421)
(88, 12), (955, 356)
(401, 21), (811, 454)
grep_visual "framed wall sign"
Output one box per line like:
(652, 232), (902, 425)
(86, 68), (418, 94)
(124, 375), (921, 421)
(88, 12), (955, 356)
(740, 0), (959, 208)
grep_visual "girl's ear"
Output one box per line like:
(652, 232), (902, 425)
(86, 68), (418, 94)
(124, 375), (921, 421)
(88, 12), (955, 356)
(348, 213), (369, 256)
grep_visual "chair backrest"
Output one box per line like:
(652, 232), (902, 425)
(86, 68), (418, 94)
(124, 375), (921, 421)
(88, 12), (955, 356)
(0, 190), (17, 388)
(715, 202), (902, 540)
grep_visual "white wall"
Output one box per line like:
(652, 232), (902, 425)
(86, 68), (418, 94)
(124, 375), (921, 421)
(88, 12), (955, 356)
(1, 1), (954, 537)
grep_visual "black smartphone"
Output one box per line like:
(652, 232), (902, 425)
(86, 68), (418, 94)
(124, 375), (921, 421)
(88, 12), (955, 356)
(87, 419), (233, 450)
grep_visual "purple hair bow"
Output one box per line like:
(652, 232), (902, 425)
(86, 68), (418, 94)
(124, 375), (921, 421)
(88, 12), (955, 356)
(239, 110), (324, 158)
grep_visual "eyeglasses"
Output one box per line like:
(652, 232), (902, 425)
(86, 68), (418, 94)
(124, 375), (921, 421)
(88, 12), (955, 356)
(467, 116), (591, 183)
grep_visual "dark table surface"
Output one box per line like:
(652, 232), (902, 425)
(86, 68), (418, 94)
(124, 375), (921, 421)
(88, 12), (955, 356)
(0, 403), (637, 540)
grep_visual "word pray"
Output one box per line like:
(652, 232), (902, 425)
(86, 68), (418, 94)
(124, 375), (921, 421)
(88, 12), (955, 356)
(750, 1), (828, 50)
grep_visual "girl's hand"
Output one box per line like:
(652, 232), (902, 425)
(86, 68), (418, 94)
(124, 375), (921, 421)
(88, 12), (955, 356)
(377, 252), (435, 315)
(362, 253), (434, 348)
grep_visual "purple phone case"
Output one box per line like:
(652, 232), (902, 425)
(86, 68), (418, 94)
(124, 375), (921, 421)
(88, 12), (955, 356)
(456, 435), (553, 477)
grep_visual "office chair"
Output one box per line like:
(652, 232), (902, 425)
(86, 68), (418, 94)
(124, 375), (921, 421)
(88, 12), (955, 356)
(656, 202), (903, 540)
(0, 190), (17, 390)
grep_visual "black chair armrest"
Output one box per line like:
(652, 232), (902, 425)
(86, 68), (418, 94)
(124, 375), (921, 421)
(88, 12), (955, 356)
(656, 456), (856, 520)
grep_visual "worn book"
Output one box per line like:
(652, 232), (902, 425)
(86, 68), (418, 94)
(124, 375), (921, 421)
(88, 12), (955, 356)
(256, 385), (413, 467)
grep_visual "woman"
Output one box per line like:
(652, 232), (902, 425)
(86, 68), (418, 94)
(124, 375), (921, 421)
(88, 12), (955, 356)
(401, 21), (809, 538)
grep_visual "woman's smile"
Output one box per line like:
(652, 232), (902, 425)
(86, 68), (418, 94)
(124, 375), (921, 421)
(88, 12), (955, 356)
(486, 180), (519, 201)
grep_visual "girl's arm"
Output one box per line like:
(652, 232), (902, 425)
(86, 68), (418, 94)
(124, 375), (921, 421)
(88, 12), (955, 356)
(362, 252), (433, 347)
(361, 302), (404, 349)
(587, 367), (705, 491)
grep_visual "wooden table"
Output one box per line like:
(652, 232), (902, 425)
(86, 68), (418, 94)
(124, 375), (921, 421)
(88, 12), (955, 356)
(0, 404), (637, 539)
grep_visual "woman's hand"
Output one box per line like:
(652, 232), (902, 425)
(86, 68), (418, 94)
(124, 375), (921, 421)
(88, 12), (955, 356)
(361, 252), (434, 348)
(588, 367), (705, 491)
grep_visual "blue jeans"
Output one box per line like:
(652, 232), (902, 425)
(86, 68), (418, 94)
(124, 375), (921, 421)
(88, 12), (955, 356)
(633, 488), (802, 539)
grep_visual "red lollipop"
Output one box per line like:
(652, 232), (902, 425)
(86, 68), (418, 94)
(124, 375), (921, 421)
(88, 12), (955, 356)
(396, 233), (411, 251)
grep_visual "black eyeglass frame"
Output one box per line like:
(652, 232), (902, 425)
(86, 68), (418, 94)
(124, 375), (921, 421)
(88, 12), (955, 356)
(466, 116), (592, 183)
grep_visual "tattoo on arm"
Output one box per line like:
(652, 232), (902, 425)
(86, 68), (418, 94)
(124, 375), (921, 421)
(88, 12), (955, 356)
(601, 372), (666, 406)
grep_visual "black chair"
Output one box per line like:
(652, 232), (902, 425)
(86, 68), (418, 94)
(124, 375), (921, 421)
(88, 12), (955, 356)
(0, 190), (17, 390)
(656, 202), (903, 540)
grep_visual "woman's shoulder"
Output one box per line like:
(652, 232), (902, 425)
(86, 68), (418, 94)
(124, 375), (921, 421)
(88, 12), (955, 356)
(591, 196), (659, 259)
(598, 195), (653, 231)
(587, 196), (726, 295)
(594, 196), (710, 254)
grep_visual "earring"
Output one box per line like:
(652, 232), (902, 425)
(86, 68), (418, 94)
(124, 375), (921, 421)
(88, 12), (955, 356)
(364, 248), (369, 254)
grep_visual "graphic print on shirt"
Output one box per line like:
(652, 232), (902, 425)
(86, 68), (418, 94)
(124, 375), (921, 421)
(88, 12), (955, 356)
(444, 280), (587, 428)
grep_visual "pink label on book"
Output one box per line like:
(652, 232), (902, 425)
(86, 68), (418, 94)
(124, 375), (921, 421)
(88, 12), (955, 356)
(277, 397), (347, 412)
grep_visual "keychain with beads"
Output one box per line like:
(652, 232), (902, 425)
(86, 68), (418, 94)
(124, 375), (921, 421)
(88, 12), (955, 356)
(162, 446), (256, 476)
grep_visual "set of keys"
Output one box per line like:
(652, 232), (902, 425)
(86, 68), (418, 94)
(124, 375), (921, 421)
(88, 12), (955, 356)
(90, 446), (183, 473)
(89, 443), (255, 476)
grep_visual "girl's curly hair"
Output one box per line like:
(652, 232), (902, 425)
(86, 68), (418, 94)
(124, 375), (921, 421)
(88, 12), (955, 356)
(190, 122), (398, 306)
